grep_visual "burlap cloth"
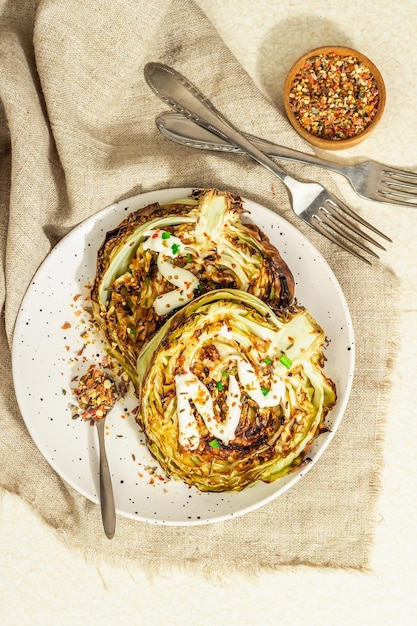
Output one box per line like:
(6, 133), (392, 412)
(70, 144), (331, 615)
(0, 0), (398, 573)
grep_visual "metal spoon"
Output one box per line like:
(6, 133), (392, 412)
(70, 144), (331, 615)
(95, 407), (116, 539)
(73, 366), (119, 538)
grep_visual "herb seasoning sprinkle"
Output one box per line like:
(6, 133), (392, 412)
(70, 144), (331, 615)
(288, 52), (380, 141)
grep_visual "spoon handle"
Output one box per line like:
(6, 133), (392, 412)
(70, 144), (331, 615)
(96, 418), (116, 539)
(156, 112), (352, 175)
(144, 62), (289, 185)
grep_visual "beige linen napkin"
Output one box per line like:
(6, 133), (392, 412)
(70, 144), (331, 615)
(0, 0), (398, 572)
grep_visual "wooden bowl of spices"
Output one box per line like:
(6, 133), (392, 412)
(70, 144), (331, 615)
(283, 46), (386, 150)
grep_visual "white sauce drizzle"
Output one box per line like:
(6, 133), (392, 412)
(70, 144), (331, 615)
(225, 373), (242, 436)
(236, 357), (285, 409)
(142, 229), (199, 315)
(174, 354), (285, 449)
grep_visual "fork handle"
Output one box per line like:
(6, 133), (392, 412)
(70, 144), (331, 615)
(144, 62), (296, 188)
(156, 112), (353, 178)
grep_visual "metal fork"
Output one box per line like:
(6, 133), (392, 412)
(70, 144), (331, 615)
(157, 112), (417, 208)
(144, 62), (390, 264)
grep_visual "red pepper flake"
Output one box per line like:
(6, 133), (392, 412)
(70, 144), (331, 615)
(76, 344), (86, 357)
(288, 52), (380, 140)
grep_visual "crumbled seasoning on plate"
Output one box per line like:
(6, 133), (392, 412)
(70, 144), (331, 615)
(66, 288), (131, 423)
(288, 52), (379, 140)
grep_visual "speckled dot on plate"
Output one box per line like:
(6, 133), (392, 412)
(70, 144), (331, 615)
(11, 187), (354, 526)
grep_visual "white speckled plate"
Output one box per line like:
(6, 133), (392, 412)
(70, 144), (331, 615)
(12, 187), (354, 526)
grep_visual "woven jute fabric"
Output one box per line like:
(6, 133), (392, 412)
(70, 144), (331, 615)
(0, 0), (398, 572)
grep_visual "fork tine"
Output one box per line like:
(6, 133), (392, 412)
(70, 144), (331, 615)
(311, 217), (373, 265)
(376, 190), (417, 206)
(378, 168), (417, 205)
(379, 180), (417, 197)
(324, 195), (392, 242)
(382, 168), (417, 183)
(316, 211), (380, 257)
(381, 186), (417, 197)
(322, 199), (386, 250)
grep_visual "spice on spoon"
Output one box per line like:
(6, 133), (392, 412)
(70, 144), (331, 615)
(288, 51), (380, 141)
(72, 365), (119, 421)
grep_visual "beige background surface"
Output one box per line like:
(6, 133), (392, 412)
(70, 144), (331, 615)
(1, 0), (417, 624)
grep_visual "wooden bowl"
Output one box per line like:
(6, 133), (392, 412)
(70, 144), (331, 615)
(283, 46), (386, 150)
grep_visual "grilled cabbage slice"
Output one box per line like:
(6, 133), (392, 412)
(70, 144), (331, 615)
(136, 289), (336, 492)
(91, 189), (294, 380)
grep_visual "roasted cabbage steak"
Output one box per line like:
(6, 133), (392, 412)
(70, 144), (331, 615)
(136, 289), (336, 492)
(91, 189), (294, 380)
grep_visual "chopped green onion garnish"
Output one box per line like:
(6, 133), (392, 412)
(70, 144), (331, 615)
(280, 354), (292, 368)
(216, 381), (223, 391)
(264, 358), (272, 365)
(197, 284), (202, 291)
(209, 439), (221, 449)
(161, 231), (171, 239)
(187, 253), (192, 263)
(222, 371), (229, 378)
(261, 386), (269, 396)
(171, 243), (180, 254)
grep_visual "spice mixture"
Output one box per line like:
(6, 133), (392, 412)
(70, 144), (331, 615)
(288, 52), (380, 140)
(72, 365), (119, 421)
